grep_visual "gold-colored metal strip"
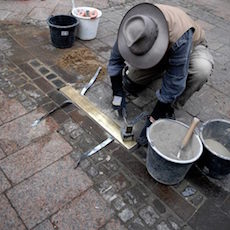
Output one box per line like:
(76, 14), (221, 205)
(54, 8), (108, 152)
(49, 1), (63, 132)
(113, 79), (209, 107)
(60, 85), (137, 150)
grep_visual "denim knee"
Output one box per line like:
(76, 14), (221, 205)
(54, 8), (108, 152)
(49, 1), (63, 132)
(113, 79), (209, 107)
(190, 58), (213, 85)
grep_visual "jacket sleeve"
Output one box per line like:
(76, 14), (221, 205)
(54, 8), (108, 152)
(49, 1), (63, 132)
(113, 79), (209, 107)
(107, 40), (126, 77)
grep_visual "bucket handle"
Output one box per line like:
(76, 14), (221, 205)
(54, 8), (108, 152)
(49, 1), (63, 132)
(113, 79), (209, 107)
(72, 0), (76, 9)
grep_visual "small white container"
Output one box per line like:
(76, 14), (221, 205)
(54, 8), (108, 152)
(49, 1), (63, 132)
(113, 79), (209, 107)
(72, 6), (102, 40)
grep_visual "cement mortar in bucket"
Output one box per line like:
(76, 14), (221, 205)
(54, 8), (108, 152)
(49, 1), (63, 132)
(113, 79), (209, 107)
(72, 6), (102, 40)
(198, 119), (230, 179)
(146, 119), (203, 185)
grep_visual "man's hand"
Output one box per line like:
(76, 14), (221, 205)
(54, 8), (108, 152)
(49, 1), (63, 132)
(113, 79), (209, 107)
(137, 101), (175, 147)
(137, 116), (154, 146)
(151, 100), (175, 120)
(110, 73), (126, 115)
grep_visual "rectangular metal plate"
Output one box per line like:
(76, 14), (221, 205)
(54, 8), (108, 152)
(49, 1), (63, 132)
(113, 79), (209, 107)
(60, 85), (137, 150)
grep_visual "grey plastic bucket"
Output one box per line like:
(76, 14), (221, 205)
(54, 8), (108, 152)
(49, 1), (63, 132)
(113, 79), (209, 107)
(146, 119), (203, 185)
(198, 119), (230, 179)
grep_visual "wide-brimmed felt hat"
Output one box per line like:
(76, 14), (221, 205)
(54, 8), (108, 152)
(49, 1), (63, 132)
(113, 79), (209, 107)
(118, 3), (169, 69)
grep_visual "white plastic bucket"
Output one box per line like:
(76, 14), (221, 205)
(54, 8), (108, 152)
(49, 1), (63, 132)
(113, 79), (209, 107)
(72, 7), (102, 40)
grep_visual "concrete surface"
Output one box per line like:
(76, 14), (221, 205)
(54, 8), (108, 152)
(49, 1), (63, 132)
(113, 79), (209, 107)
(0, 0), (230, 230)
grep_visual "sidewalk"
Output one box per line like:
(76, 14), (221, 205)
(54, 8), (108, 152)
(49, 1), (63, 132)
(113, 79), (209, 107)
(0, 0), (230, 230)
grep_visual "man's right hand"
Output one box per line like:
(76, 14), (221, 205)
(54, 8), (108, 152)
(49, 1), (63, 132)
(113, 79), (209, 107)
(110, 73), (126, 115)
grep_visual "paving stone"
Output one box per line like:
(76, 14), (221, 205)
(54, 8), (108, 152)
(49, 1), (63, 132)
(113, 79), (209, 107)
(187, 166), (229, 206)
(113, 147), (196, 220)
(16, 91), (27, 102)
(50, 109), (69, 125)
(112, 196), (126, 211)
(122, 185), (147, 209)
(33, 219), (54, 230)
(168, 216), (182, 230)
(0, 90), (27, 122)
(28, 7), (53, 21)
(50, 65), (78, 83)
(60, 119), (81, 134)
(34, 77), (54, 94)
(87, 166), (99, 177)
(153, 199), (166, 214)
(29, 59), (42, 68)
(0, 9), (10, 20)
(46, 73), (57, 80)
(139, 206), (159, 226)
(221, 196), (230, 216)
(127, 217), (146, 230)
(9, 27), (49, 48)
(20, 82), (38, 93)
(62, 103), (77, 113)
(21, 97), (38, 111)
(99, 34), (116, 47)
(1, 36), (33, 65)
(52, 79), (65, 88)
(0, 147), (5, 160)
(70, 109), (107, 143)
(184, 85), (230, 121)
(7, 156), (93, 229)
(0, 109), (58, 155)
(156, 221), (171, 230)
(118, 208), (134, 223)
(19, 63), (40, 80)
(0, 195), (26, 230)
(48, 90), (68, 105)
(0, 169), (11, 193)
(51, 189), (112, 230)
(25, 44), (63, 67)
(189, 192), (205, 208)
(110, 172), (132, 192)
(38, 66), (50, 75)
(0, 132), (72, 184)
(188, 200), (230, 230)
(103, 218), (127, 230)
(97, 179), (118, 203)
(132, 88), (154, 108)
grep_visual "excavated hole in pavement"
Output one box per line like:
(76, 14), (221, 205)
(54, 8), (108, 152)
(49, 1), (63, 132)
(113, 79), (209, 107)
(57, 47), (107, 84)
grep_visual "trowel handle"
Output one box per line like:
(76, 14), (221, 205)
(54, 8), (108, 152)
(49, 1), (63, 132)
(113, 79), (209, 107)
(181, 117), (200, 149)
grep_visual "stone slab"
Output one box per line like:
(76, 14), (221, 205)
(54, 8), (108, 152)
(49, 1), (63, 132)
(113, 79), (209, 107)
(28, 7), (53, 21)
(0, 132), (72, 184)
(188, 200), (230, 230)
(0, 109), (58, 155)
(0, 90), (27, 123)
(1, 34), (33, 65)
(51, 189), (112, 230)
(0, 169), (11, 193)
(7, 156), (93, 229)
(0, 147), (5, 160)
(103, 218), (127, 230)
(0, 195), (26, 230)
(33, 220), (54, 230)
(8, 26), (49, 48)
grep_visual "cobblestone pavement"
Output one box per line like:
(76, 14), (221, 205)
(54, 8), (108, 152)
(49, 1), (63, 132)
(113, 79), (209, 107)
(0, 0), (230, 230)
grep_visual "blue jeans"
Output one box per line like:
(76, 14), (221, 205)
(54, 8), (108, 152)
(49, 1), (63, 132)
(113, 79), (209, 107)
(108, 29), (213, 107)
(157, 28), (194, 103)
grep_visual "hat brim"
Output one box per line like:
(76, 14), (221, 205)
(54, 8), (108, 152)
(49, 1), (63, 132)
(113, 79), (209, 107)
(118, 3), (169, 69)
